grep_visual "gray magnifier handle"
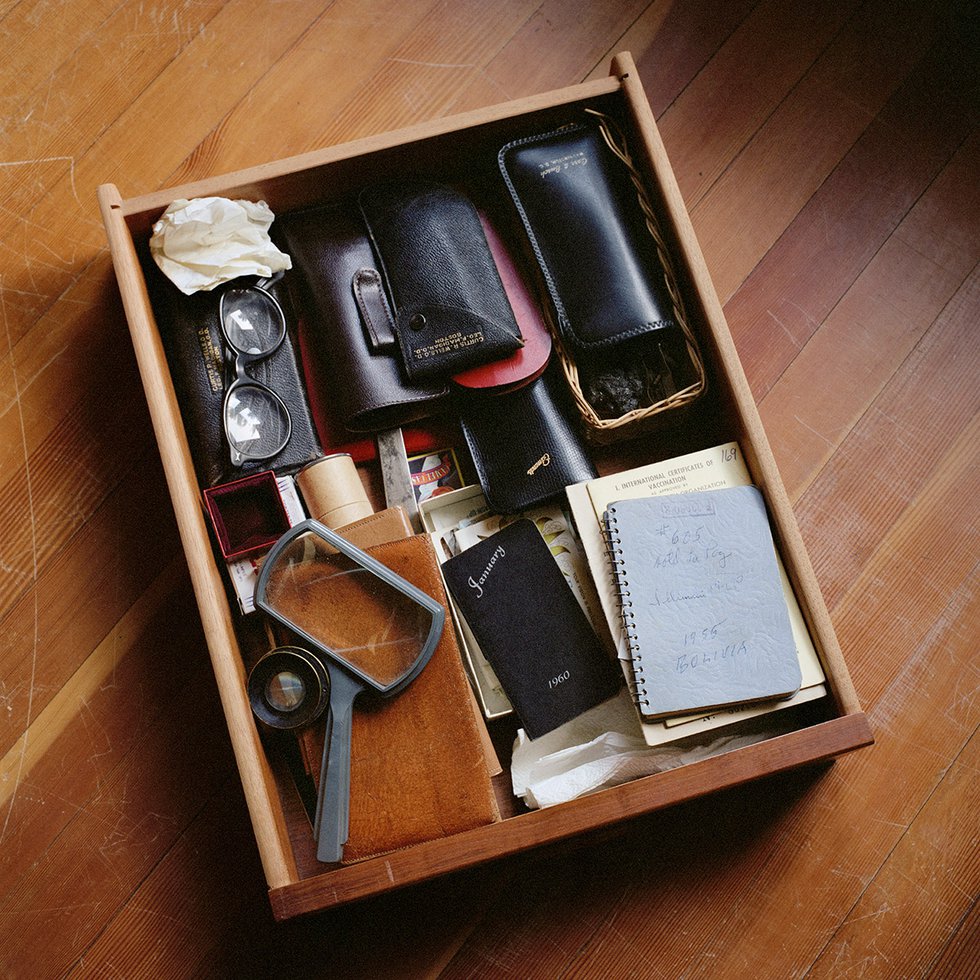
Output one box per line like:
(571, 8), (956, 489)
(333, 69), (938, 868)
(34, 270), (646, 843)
(255, 519), (444, 864)
(313, 667), (360, 862)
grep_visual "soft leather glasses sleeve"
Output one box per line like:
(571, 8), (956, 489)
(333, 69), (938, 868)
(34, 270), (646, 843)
(358, 180), (524, 382)
(499, 120), (677, 352)
(459, 364), (596, 515)
(145, 256), (322, 487)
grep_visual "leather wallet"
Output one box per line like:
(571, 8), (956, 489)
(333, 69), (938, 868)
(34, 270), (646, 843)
(499, 119), (677, 352)
(359, 180), (524, 382)
(330, 504), (414, 548)
(459, 363), (596, 514)
(275, 204), (450, 432)
(144, 253), (322, 488)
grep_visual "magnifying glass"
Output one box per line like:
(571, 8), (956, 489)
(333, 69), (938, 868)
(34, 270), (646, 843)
(255, 519), (444, 863)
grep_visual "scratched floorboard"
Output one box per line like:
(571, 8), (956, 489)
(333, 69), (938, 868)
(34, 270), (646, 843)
(0, 1), (976, 977)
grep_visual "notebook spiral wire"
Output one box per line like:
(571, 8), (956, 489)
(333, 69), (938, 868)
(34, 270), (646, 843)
(603, 510), (649, 708)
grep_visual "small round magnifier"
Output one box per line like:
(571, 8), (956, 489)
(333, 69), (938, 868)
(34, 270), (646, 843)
(255, 519), (444, 863)
(247, 646), (330, 731)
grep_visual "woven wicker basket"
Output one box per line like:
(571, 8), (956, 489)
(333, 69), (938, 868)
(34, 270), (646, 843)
(555, 111), (706, 444)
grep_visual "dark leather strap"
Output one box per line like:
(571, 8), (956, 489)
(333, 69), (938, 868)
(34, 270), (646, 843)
(352, 267), (397, 350)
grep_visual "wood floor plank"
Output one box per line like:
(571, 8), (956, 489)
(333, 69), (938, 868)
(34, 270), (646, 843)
(692, 0), (954, 303)
(808, 727), (980, 979)
(0, 0), (124, 110)
(451, 0), (758, 149)
(756, 126), (980, 499)
(0, 450), (179, 760)
(828, 421), (979, 742)
(928, 897), (980, 979)
(0, 559), (194, 907)
(0, 0), (26, 27)
(443, 0), (654, 113)
(0, 0), (326, 348)
(162, 0), (447, 183)
(0, 0), (229, 338)
(0, 272), (156, 617)
(760, 235), (977, 508)
(0, 600), (236, 978)
(794, 263), (980, 614)
(67, 777), (272, 980)
(585, 0), (758, 117)
(0, 265), (138, 489)
(236, 0), (557, 154)
(0, 0), (226, 178)
(819, 411), (980, 717)
(724, 21), (980, 402)
(657, 0), (860, 209)
(69, 780), (513, 979)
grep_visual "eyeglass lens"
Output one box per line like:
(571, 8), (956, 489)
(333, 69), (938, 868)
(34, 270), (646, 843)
(222, 287), (285, 354)
(225, 385), (291, 462)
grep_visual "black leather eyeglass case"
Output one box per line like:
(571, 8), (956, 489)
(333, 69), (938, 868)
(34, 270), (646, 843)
(499, 120), (677, 353)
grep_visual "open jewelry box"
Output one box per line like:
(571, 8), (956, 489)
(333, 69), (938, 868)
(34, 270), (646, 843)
(98, 52), (873, 921)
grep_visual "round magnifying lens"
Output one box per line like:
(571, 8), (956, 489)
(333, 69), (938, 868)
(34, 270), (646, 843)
(247, 646), (330, 730)
(265, 669), (306, 712)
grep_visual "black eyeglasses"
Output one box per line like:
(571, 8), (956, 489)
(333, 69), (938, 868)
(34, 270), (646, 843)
(219, 284), (292, 467)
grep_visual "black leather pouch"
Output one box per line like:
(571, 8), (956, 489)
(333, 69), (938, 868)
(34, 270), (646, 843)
(499, 119), (677, 351)
(459, 363), (596, 514)
(146, 258), (322, 488)
(358, 180), (524, 382)
(275, 204), (450, 432)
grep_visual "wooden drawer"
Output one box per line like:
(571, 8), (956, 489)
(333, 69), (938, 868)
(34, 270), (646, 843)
(98, 52), (872, 921)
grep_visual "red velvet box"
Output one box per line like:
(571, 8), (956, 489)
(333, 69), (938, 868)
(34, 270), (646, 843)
(203, 471), (290, 560)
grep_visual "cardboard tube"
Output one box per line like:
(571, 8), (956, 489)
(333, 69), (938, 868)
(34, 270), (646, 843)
(296, 454), (373, 529)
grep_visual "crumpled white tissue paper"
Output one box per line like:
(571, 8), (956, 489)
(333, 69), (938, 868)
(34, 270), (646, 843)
(510, 688), (769, 809)
(149, 197), (292, 295)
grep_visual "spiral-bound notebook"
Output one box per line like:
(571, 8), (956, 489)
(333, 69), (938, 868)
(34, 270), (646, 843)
(603, 486), (802, 721)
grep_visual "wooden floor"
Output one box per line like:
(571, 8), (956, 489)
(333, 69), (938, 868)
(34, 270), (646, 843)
(1, 0), (977, 976)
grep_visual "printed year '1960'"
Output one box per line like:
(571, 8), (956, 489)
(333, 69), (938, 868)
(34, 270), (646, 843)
(548, 670), (571, 689)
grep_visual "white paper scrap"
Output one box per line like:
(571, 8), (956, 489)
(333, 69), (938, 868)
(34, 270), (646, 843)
(511, 688), (770, 809)
(149, 197), (292, 295)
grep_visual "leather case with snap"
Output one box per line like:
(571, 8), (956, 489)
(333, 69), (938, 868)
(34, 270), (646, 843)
(275, 204), (450, 433)
(358, 180), (524, 382)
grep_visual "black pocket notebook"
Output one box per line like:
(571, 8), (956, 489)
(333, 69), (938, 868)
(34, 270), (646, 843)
(442, 519), (621, 738)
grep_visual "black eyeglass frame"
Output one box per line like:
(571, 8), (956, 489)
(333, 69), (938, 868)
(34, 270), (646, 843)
(218, 283), (293, 467)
